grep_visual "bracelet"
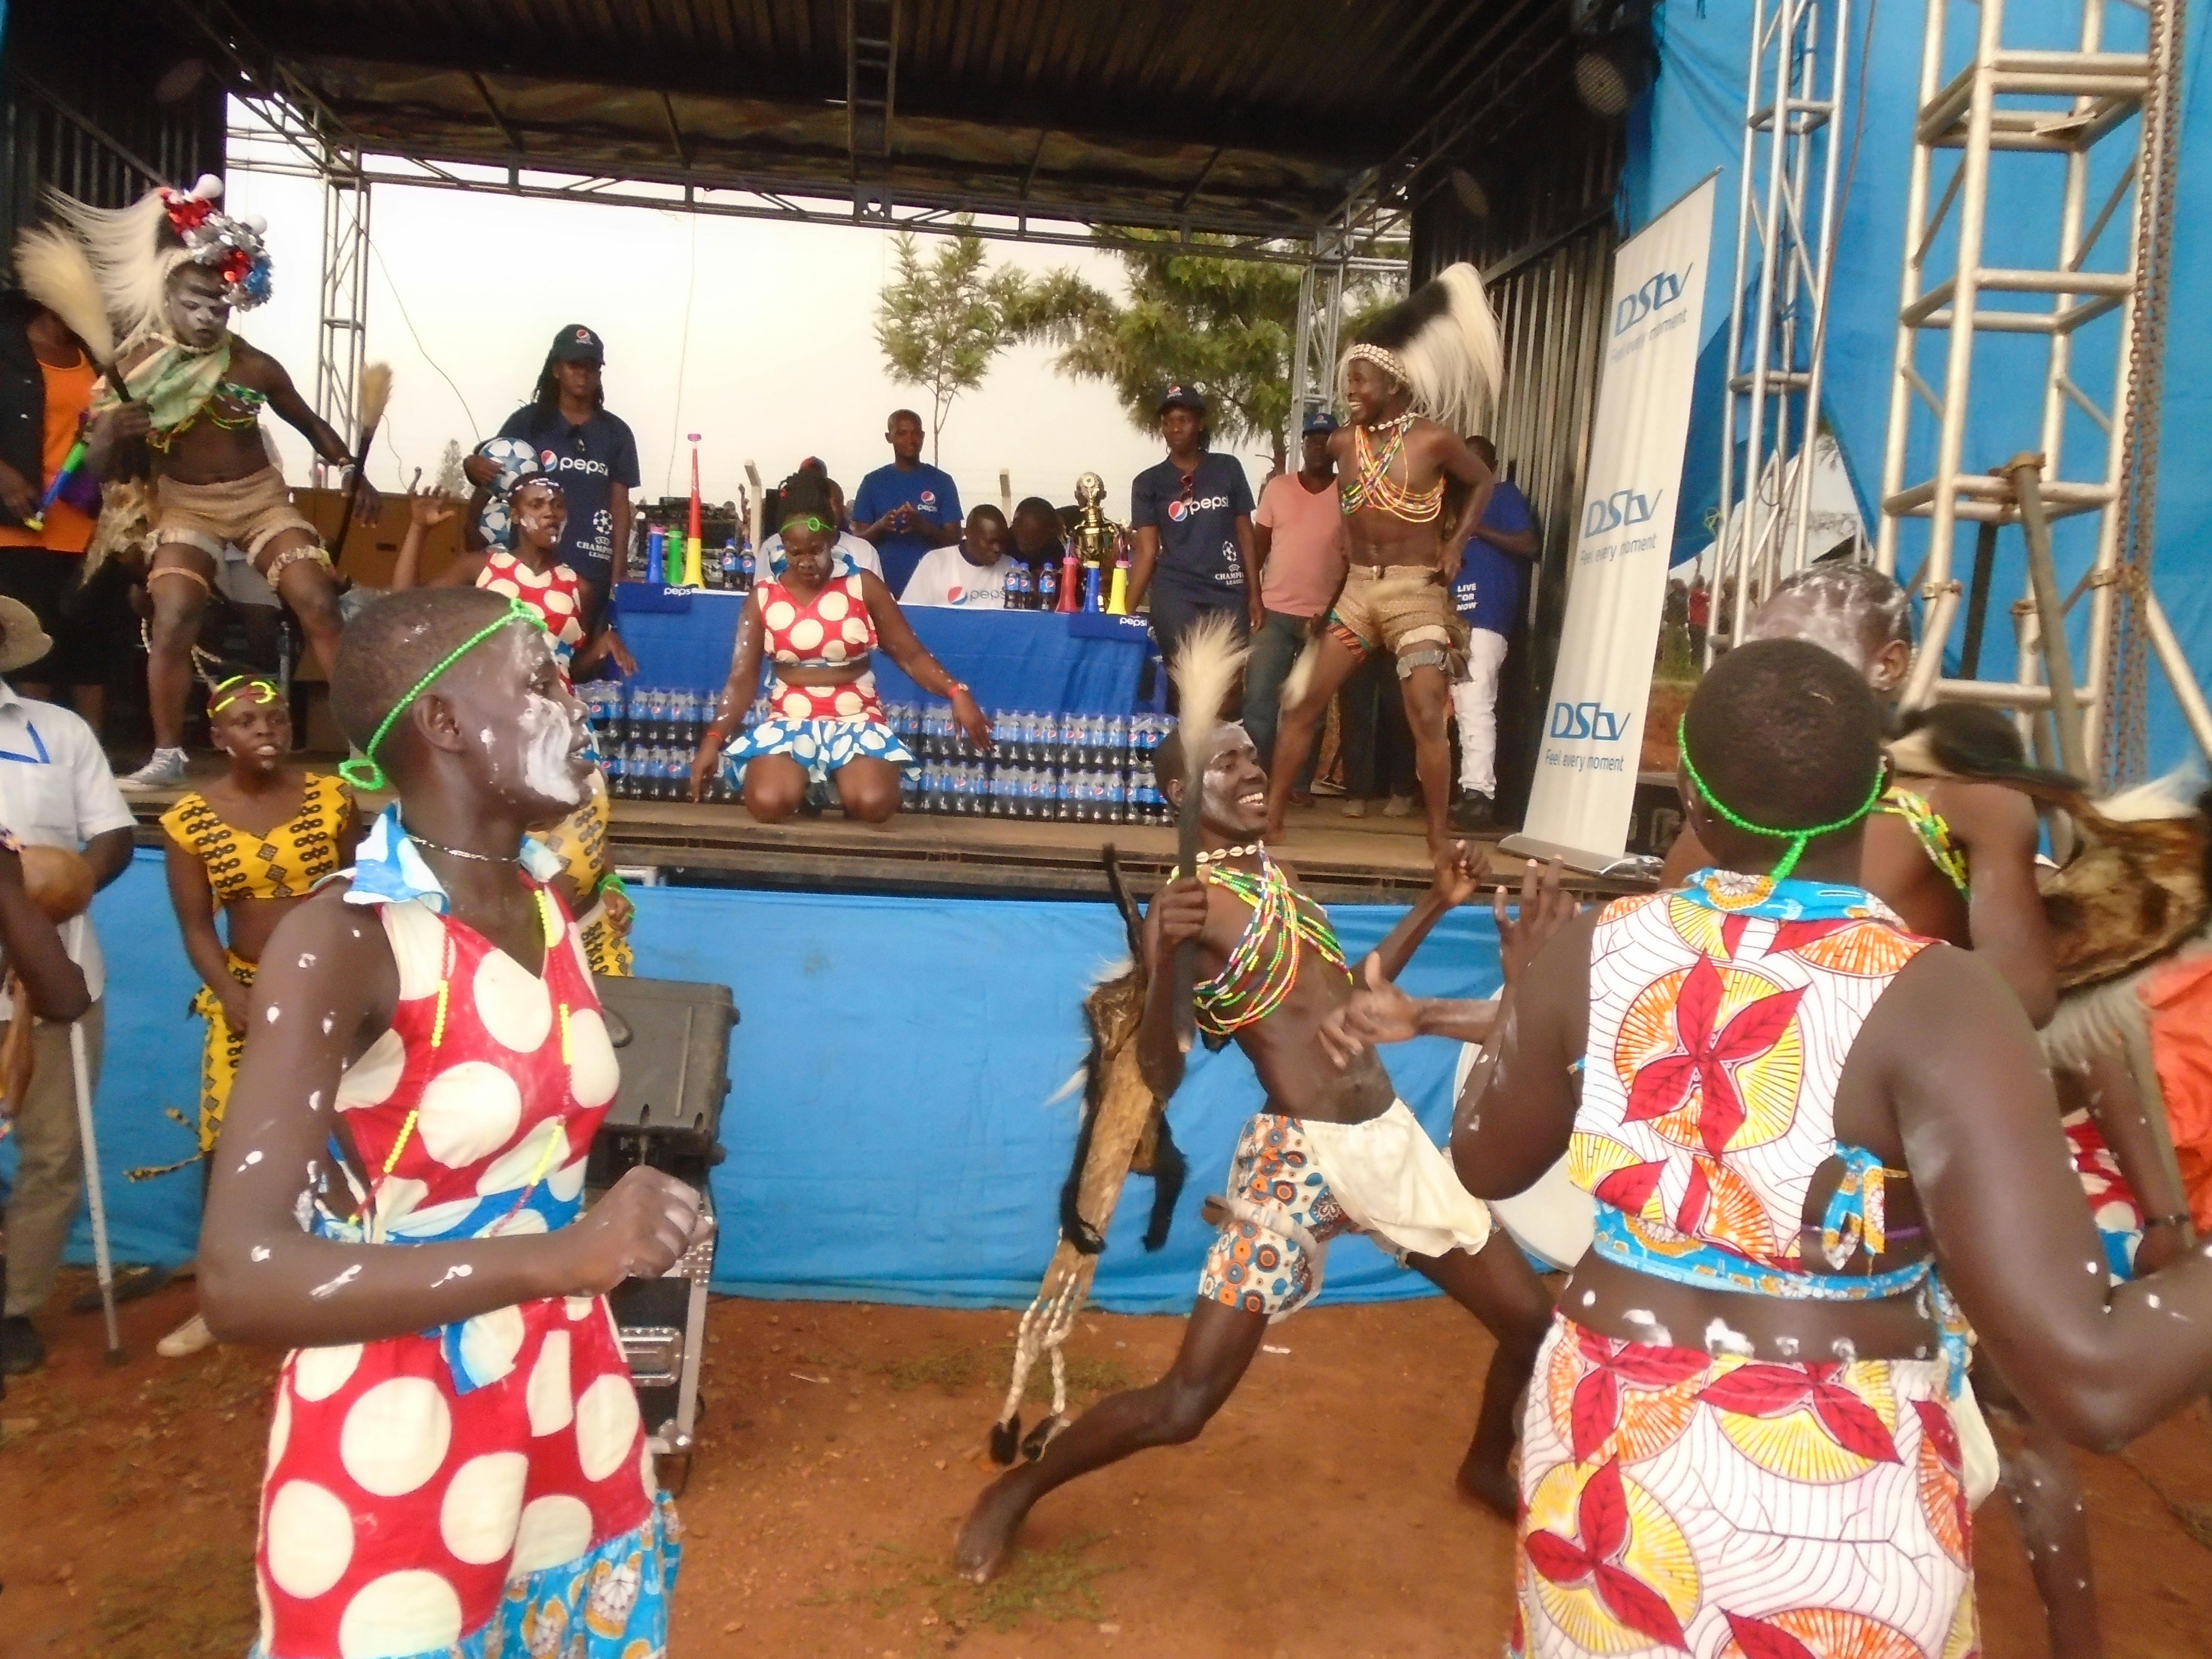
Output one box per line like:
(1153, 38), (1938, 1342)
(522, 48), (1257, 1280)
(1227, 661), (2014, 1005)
(2145, 1212), (2192, 1231)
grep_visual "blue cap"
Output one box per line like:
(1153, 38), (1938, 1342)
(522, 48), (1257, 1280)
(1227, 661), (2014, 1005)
(1302, 410), (1341, 436)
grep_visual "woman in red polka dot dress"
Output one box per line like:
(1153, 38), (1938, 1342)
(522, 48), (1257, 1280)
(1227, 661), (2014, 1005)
(685, 469), (991, 824)
(198, 587), (705, 1659)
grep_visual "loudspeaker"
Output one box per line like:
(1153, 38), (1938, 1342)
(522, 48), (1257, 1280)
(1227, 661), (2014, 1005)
(588, 974), (738, 1464)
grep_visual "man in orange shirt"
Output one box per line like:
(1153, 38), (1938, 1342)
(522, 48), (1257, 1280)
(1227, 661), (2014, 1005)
(0, 289), (150, 730)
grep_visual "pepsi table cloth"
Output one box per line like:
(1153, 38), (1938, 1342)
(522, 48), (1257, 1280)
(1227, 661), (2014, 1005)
(608, 585), (1154, 714)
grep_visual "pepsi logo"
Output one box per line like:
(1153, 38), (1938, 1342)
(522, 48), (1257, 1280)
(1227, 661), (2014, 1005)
(1167, 500), (1190, 523)
(540, 450), (557, 468)
(919, 490), (936, 507)
(947, 586), (967, 604)
(573, 327), (592, 342)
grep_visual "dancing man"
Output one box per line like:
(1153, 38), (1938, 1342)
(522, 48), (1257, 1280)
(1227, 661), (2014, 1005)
(953, 717), (1551, 1584)
(198, 587), (702, 1658)
(1264, 265), (1502, 855)
(49, 176), (377, 792)
(1346, 638), (2212, 1659)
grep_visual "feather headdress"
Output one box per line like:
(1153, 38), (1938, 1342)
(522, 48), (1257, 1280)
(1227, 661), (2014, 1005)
(46, 174), (271, 348)
(1337, 262), (1503, 438)
(1167, 609), (1250, 832)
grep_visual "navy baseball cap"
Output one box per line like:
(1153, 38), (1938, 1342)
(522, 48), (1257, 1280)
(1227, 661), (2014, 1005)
(551, 323), (604, 363)
(1158, 383), (1206, 416)
(1302, 410), (1340, 435)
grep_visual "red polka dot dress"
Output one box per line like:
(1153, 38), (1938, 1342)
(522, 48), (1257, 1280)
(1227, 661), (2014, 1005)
(477, 553), (586, 671)
(252, 833), (677, 1659)
(720, 574), (917, 786)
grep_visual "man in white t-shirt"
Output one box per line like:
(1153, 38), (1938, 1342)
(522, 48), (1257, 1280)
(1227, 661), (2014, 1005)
(0, 596), (134, 1376)
(901, 505), (1015, 608)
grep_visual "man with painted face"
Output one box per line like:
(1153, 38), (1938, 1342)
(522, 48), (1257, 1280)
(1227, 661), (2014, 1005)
(198, 587), (702, 1659)
(1262, 267), (1504, 857)
(49, 178), (378, 794)
(953, 718), (1552, 1584)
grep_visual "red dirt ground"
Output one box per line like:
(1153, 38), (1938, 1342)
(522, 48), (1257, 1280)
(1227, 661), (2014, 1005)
(3, 1274), (2210, 1658)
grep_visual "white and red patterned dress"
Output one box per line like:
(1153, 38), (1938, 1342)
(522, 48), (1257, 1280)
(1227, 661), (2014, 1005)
(476, 551), (586, 671)
(250, 811), (676, 1659)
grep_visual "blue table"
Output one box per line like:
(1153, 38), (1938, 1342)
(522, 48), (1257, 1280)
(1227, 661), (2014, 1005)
(609, 584), (1157, 713)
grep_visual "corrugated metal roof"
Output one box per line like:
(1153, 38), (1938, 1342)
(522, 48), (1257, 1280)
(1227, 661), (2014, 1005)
(196, 0), (1575, 236)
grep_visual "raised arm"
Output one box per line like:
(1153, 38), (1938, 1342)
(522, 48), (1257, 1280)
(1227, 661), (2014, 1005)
(198, 892), (699, 1349)
(1943, 779), (2057, 1027)
(1888, 944), (2212, 1449)
(1366, 839), (1484, 983)
(862, 572), (992, 751)
(1429, 428), (1497, 584)
(391, 491), (477, 591)
(1135, 878), (1209, 1098)
(690, 591), (768, 801)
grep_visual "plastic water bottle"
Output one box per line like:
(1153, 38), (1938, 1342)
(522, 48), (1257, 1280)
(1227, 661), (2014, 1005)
(1003, 563), (1028, 611)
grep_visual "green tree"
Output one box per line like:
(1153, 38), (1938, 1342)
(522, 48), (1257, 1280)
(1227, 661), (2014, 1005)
(1008, 231), (1398, 474)
(874, 228), (1034, 463)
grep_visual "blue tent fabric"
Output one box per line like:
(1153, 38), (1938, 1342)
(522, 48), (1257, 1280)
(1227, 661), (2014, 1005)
(1639, 0), (2212, 775)
(4, 851), (1502, 1316)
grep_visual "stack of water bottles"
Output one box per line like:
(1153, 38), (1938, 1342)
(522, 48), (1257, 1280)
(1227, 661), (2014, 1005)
(887, 702), (1175, 825)
(583, 683), (735, 802)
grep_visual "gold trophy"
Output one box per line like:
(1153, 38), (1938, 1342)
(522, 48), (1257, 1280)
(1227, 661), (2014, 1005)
(1070, 472), (1131, 614)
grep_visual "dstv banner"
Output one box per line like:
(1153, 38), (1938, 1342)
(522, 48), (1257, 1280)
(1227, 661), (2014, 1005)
(1509, 175), (1716, 869)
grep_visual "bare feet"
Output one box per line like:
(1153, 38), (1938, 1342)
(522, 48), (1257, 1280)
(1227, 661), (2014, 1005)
(954, 1470), (1036, 1583)
(1455, 1449), (1518, 1521)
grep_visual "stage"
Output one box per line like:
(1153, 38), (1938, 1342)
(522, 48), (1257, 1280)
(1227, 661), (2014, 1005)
(121, 756), (1645, 906)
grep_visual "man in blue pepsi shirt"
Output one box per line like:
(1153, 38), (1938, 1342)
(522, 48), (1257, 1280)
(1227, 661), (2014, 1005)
(1127, 385), (1255, 675)
(1448, 438), (1538, 829)
(854, 409), (964, 595)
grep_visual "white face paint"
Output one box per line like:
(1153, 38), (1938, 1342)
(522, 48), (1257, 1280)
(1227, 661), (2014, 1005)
(265, 1004), (281, 1024)
(239, 1151), (263, 1170)
(250, 1246), (271, 1263)
(1773, 1334), (1800, 1358)
(517, 691), (587, 808)
(297, 953), (317, 969)
(1702, 1317), (1754, 1358)
(434, 1263), (474, 1285)
(309, 1263), (362, 1299)
(1830, 1337), (1858, 1363)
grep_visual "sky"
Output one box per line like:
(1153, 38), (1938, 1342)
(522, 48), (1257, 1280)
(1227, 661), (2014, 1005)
(221, 143), (1277, 531)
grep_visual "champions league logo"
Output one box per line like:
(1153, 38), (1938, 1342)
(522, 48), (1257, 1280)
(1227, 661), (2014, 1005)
(593, 508), (613, 536)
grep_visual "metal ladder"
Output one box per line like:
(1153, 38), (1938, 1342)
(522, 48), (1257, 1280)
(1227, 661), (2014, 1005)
(1873, 0), (2207, 782)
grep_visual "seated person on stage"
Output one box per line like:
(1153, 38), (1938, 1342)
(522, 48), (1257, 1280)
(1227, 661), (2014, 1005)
(132, 675), (359, 1361)
(687, 471), (988, 824)
(198, 586), (705, 1659)
(1349, 638), (2212, 1659)
(1006, 495), (1066, 578)
(50, 177), (379, 794)
(392, 462), (638, 974)
(954, 717), (1551, 1584)
(901, 505), (1016, 608)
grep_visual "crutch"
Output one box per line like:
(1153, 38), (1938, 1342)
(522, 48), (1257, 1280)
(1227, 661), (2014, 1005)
(63, 917), (121, 1362)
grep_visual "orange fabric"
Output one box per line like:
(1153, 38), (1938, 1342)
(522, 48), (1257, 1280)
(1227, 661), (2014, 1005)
(0, 356), (97, 553)
(2140, 952), (2212, 1232)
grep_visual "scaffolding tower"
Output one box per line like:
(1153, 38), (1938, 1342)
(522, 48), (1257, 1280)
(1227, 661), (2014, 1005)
(1874, 0), (2208, 784)
(1713, 0), (1853, 656)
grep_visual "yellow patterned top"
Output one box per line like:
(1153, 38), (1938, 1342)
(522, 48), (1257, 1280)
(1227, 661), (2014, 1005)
(159, 772), (353, 902)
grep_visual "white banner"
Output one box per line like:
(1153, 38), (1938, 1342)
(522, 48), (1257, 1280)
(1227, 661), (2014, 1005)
(1507, 176), (1717, 871)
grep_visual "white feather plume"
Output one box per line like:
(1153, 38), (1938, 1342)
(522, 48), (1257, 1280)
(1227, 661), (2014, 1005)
(1338, 262), (1504, 438)
(1168, 610), (1250, 793)
(2093, 769), (2203, 823)
(13, 225), (115, 366)
(43, 187), (188, 349)
(1279, 636), (1323, 721)
(357, 361), (393, 435)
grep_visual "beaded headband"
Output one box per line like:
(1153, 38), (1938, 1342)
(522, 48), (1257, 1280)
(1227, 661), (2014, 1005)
(1676, 715), (1887, 880)
(780, 514), (835, 535)
(1341, 343), (1410, 386)
(338, 599), (545, 791)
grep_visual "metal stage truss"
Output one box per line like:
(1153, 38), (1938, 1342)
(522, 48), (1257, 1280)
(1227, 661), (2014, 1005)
(1712, 0), (1853, 658)
(1873, 0), (2208, 784)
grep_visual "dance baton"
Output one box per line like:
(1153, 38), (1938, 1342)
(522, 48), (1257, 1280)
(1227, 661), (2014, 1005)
(324, 362), (392, 568)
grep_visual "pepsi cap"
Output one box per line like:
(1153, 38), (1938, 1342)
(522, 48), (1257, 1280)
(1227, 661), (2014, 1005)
(551, 324), (604, 363)
(1158, 384), (1206, 416)
(1302, 410), (1340, 436)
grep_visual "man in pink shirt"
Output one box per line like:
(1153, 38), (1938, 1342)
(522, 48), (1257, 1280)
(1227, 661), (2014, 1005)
(1244, 412), (1349, 799)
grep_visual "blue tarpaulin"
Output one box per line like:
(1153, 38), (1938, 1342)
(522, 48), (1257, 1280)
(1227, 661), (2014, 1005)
(1644, 0), (2212, 775)
(4, 851), (1501, 1314)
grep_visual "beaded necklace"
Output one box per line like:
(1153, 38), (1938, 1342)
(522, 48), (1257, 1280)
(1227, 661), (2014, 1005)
(1193, 854), (1349, 1037)
(1340, 413), (1443, 523)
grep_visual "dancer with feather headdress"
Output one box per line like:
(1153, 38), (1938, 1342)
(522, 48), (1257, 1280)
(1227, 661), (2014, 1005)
(1264, 263), (1506, 857)
(954, 616), (1551, 1585)
(40, 175), (386, 793)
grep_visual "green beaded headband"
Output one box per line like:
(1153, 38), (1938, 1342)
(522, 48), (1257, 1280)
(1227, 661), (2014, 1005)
(1676, 715), (1887, 880)
(337, 599), (544, 791)
(780, 514), (835, 535)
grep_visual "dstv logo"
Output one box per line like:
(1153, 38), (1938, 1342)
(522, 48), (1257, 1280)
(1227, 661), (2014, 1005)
(1614, 267), (1689, 334)
(1551, 701), (1631, 741)
(1582, 487), (1665, 538)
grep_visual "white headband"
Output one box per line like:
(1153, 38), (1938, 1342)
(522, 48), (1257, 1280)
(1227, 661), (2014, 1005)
(1342, 343), (1410, 385)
